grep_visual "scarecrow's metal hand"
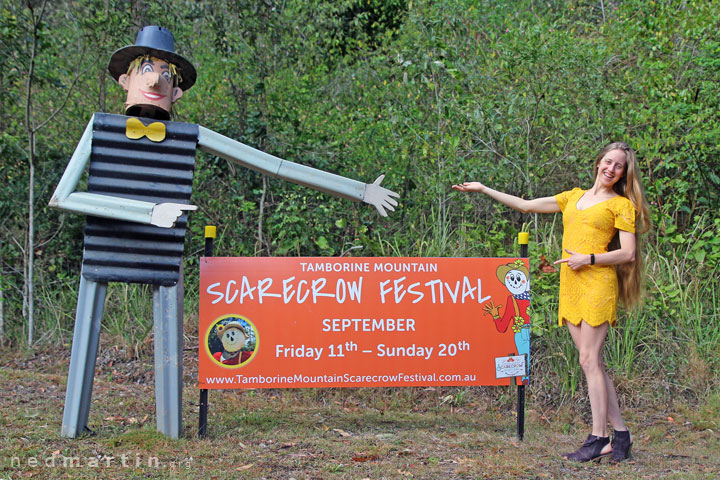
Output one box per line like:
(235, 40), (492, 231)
(363, 174), (400, 217)
(151, 203), (197, 228)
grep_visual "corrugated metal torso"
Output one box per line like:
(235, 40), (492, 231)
(81, 113), (198, 286)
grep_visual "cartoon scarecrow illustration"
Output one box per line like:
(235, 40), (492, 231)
(50, 26), (399, 438)
(484, 260), (531, 383)
(212, 320), (254, 366)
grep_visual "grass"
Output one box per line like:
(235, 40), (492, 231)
(2, 216), (718, 478)
(1, 343), (719, 479)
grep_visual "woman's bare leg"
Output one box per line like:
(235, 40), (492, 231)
(566, 321), (613, 445)
(604, 371), (627, 432)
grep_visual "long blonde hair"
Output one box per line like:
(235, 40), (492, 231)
(594, 142), (651, 308)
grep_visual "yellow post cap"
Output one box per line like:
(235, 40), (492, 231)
(518, 232), (529, 245)
(205, 226), (217, 239)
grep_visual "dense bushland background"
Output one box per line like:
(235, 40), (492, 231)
(1, 0), (718, 407)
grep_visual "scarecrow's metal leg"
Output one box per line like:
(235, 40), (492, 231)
(61, 275), (107, 438)
(153, 268), (184, 438)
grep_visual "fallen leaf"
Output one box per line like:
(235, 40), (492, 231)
(352, 454), (379, 462)
(333, 428), (352, 437)
(235, 463), (253, 470)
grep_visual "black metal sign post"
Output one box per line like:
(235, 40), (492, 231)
(517, 231), (529, 441)
(198, 225), (216, 438)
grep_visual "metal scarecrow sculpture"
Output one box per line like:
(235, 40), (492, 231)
(50, 26), (399, 438)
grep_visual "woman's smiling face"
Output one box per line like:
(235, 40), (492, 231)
(595, 149), (627, 188)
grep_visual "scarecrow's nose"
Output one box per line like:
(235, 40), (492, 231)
(144, 72), (161, 88)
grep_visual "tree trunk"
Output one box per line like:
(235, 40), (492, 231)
(27, 141), (35, 345)
(23, 0), (46, 345)
(20, 0), (83, 344)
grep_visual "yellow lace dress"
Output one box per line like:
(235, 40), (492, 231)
(554, 188), (636, 327)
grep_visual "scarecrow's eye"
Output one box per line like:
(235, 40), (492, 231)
(141, 63), (154, 74)
(161, 71), (172, 82)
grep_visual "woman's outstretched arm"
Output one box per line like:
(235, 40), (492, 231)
(452, 182), (560, 214)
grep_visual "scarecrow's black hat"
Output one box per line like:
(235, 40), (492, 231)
(107, 25), (196, 90)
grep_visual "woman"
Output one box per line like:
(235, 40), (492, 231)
(453, 142), (651, 462)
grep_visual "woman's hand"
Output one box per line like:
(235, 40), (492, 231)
(451, 182), (560, 214)
(452, 182), (486, 193)
(553, 248), (591, 271)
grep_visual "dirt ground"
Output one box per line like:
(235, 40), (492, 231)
(1, 343), (718, 479)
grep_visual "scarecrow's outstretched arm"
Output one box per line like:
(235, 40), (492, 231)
(197, 127), (399, 216)
(49, 115), (195, 226)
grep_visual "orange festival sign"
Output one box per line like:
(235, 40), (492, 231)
(199, 257), (531, 389)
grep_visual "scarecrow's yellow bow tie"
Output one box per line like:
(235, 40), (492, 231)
(126, 117), (166, 142)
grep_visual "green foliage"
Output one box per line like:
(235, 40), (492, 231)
(1, 0), (718, 399)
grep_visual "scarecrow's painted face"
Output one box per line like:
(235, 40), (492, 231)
(220, 326), (248, 354)
(504, 269), (529, 296)
(118, 57), (183, 118)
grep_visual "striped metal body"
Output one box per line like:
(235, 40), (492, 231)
(81, 113), (198, 286)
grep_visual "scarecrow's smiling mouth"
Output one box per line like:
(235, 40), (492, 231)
(141, 90), (166, 101)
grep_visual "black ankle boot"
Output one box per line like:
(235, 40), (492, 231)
(611, 429), (632, 462)
(563, 434), (611, 462)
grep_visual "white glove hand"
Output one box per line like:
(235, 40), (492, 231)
(362, 174), (400, 217)
(150, 203), (197, 228)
